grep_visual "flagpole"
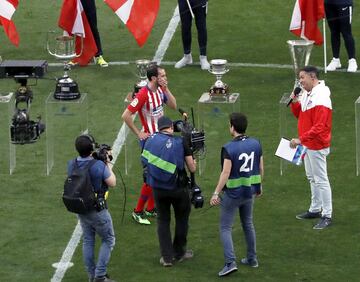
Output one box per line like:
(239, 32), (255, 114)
(186, 0), (195, 18)
(323, 18), (327, 73)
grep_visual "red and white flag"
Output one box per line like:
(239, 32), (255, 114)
(58, 0), (98, 65)
(0, 0), (19, 46)
(289, 0), (325, 45)
(104, 0), (159, 47)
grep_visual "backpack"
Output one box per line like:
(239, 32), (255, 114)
(63, 159), (97, 214)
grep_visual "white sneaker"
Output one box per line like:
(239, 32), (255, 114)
(326, 58), (341, 71)
(347, 58), (358, 72)
(199, 55), (210, 70)
(175, 54), (192, 69)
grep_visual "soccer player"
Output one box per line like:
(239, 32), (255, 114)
(121, 65), (176, 225)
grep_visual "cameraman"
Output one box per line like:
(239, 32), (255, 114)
(68, 135), (116, 282)
(141, 116), (196, 267)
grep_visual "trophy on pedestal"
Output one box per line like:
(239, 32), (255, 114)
(47, 31), (83, 100)
(134, 59), (151, 95)
(287, 40), (314, 88)
(208, 59), (229, 100)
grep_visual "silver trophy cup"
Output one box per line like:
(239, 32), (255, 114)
(287, 40), (314, 88)
(47, 31), (83, 100)
(209, 59), (229, 100)
(134, 59), (151, 94)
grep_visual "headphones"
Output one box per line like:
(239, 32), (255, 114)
(81, 134), (97, 151)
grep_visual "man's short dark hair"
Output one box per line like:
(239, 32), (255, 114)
(75, 135), (94, 157)
(230, 112), (248, 134)
(147, 65), (161, 80)
(300, 65), (319, 79)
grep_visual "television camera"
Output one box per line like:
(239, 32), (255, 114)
(92, 143), (113, 163)
(0, 60), (48, 144)
(174, 108), (205, 208)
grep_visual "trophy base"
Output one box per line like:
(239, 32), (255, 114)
(209, 85), (230, 101)
(54, 76), (81, 100)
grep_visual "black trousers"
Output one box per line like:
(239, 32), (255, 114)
(178, 0), (208, 55)
(80, 0), (103, 57)
(325, 3), (356, 59)
(153, 186), (191, 262)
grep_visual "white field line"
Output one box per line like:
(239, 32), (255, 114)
(50, 5), (181, 282)
(48, 61), (360, 73)
(48, 61), (296, 70)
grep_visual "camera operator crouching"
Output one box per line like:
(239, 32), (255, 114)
(67, 135), (116, 282)
(141, 116), (196, 267)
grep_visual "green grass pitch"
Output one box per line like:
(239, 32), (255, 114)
(1, 1), (360, 281)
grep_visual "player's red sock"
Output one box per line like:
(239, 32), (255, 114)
(134, 182), (150, 213)
(145, 185), (155, 211)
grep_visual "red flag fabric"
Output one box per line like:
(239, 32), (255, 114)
(58, 0), (98, 65)
(0, 0), (19, 46)
(104, 0), (159, 47)
(289, 0), (325, 45)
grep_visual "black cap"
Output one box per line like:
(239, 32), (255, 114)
(158, 116), (173, 131)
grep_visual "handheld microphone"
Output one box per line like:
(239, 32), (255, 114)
(286, 87), (302, 107)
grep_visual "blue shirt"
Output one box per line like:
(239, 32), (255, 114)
(67, 156), (111, 193)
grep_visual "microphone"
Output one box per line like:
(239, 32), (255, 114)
(286, 87), (302, 107)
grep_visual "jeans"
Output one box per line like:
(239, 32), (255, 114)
(304, 148), (333, 218)
(78, 209), (115, 278)
(220, 193), (256, 264)
(153, 186), (191, 262)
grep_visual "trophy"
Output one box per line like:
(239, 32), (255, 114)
(208, 59), (229, 100)
(47, 31), (83, 100)
(134, 59), (150, 94)
(287, 40), (314, 88)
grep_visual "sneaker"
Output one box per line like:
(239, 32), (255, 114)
(313, 217), (332, 230)
(94, 274), (115, 282)
(218, 261), (238, 277)
(296, 211), (321, 220)
(159, 257), (173, 267)
(199, 55), (210, 70)
(326, 58), (341, 71)
(240, 257), (259, 268)
(132, 211), (151, 225)
(175, 249), (193, 262)
(347, 58), (358, 72)
(175, 54), (192, 68)
(67, 60), (77, 67)
(94, 55), (109, 67)
(144, 208), (157, 217)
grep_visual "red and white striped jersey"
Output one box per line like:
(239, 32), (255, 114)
(127, 86), (168, 134)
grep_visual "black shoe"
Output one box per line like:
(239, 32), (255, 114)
(240, 257), (259, 268)
(296, 211), (321, 220)
(313, 217), (332, 230)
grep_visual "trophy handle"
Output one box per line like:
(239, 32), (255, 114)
(46, 30), (57, 57)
